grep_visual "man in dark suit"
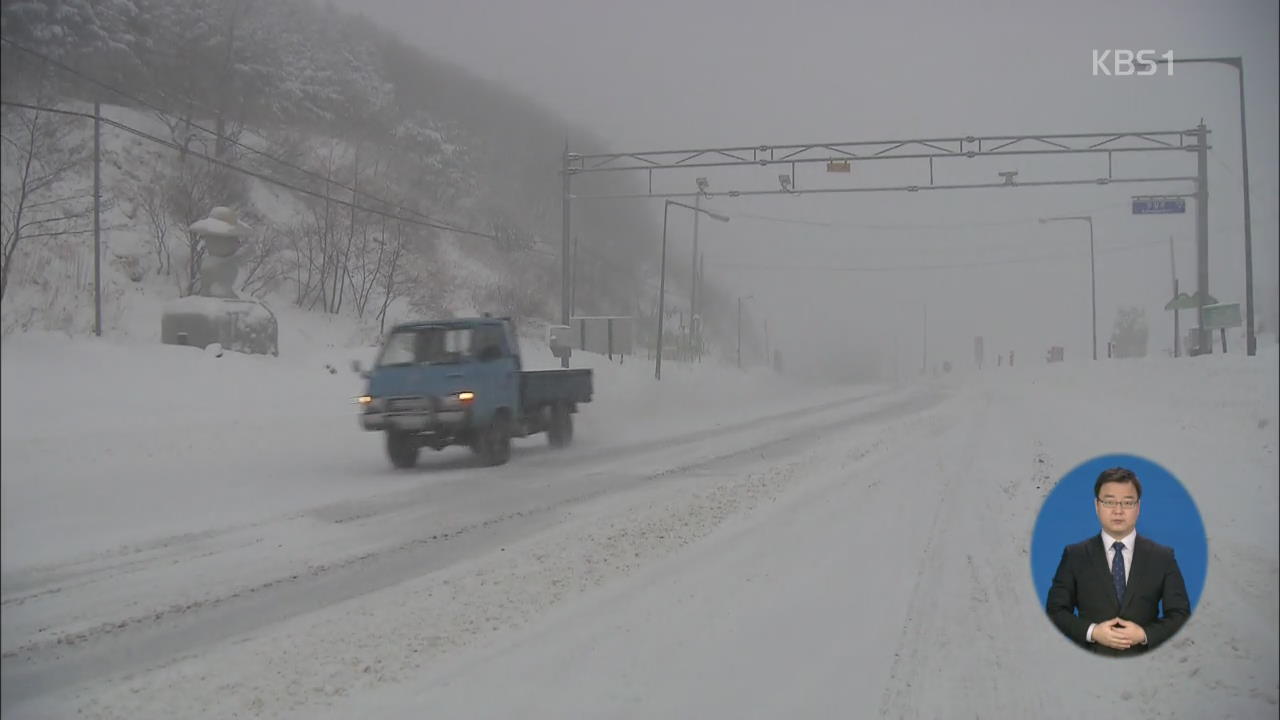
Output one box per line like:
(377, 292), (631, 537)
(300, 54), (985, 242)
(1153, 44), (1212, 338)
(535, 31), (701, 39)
(1046, 467), (1191, 656)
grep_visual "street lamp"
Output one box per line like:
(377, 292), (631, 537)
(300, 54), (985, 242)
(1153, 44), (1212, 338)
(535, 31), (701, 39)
(1040, 215), (1097, 361)
(737, 294), (754, 369)
(657, 199), (728, 380)
(1154, 55), (1257, 356)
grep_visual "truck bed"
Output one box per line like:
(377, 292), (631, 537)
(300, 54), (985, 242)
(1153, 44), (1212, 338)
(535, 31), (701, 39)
(520, 368), (593, 409)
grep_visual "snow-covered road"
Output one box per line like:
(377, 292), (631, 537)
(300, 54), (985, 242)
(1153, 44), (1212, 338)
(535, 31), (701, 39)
(2, 334), (1276, 719)
(314, 354), (1278, 720)
(2, 381), (937, 706)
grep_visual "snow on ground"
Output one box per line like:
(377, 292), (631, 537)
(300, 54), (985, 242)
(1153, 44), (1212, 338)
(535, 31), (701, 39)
(322, 346), (1278, 720)
(0, 314), (865, 573)
(300, 345), (1276, 720)
(2, 325), (1276, 719)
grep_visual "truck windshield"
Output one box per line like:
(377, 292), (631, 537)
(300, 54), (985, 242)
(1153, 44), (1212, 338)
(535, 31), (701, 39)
(377, 327), (474, 366)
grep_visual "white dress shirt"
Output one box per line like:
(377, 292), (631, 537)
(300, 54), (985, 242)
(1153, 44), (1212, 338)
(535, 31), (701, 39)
(1086, 529), (1137, 644)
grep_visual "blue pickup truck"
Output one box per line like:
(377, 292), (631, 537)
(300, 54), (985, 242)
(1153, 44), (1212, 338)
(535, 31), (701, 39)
(355, 316), (593, 468)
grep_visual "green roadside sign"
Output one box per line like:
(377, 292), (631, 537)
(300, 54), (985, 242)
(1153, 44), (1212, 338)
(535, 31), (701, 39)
(1202, 303), (1242, 330)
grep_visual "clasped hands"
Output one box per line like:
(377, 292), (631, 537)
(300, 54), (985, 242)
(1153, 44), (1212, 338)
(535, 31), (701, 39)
(1094, 618), (1148, 650)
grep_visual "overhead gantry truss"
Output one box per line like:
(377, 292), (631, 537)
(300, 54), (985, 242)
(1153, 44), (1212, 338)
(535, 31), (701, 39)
(564, 129), (1206, 199)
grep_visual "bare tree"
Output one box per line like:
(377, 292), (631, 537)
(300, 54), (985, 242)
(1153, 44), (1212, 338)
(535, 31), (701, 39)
(1, 104), (92, 301)
(375, 221), (410, 333)
(284, 217), (319, 306)
(238, 222), (286, 298)
(331, 145), (361, 314)
(347, 209), (389, 319)
(488, 212), (533, 255)
(135, 174), (172, 276)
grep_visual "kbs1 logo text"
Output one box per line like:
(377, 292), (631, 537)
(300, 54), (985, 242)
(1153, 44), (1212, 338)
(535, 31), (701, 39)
(1092, 50), (1174, 76)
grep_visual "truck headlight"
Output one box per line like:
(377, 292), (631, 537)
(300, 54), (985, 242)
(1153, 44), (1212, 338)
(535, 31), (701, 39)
(442, 391), (475, 409)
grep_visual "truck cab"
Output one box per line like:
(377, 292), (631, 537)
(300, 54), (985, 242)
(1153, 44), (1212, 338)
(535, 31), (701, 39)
(356, 317), (592, 469)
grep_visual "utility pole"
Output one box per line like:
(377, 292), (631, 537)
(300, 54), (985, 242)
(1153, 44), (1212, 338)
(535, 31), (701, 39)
(560, 140), (572, 368)
(93, 102), (102, 337)
(691, 192), (701, 354)
(570, 235), (579, 317)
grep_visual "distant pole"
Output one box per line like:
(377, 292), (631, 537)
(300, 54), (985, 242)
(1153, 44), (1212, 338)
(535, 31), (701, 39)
(893, 331), (900, 381)
(698, 252), (705, 362)
(1170, 236), (1179, 358)
(1236, 62), (1257, 356)
(1151, 57), (1254, 355)
(656, 202), (670, 380)
(1087, 217), (1096, 361)
(921, 303), (927, 374)
(763, 318), (769, 367)
(1194, 122), (1210, 354)
(737, 296), (742, 369)
(1040, 215), (1098, 360)
(93, 102), (102, 337)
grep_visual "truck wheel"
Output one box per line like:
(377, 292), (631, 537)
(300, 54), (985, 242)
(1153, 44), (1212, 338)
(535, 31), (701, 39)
(547, 403), (573, 448)
(386, 430), (419, 469)
(479, 413), (511, 466)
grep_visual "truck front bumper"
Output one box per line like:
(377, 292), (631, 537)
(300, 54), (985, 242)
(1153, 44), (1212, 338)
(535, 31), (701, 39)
(359, 395), (470, 434)
(360, 408), (467, 432)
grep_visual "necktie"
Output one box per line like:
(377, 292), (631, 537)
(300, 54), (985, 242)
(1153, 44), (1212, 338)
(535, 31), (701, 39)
(1111, 541), (1126, 604)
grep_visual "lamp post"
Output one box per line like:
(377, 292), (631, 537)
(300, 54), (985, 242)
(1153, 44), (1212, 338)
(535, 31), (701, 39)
(657, 199), (728, 380)
(737, 294), (754, 369)
(1040, 215), (1097, 361)
(1153, 56), (1256, 356)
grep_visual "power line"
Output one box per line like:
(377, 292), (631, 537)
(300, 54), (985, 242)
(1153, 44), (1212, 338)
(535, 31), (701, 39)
(0, 35), (484, 239)
(1, 38), (694, 315)
(0, 99), (504, 242)
(3, 95), (663, 303)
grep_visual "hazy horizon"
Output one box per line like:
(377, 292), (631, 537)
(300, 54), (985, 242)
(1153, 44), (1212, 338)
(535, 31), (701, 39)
(334, 0), (1279, 375)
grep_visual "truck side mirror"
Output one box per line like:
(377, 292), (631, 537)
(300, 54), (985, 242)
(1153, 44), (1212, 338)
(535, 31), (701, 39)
(351, 359), (370, 378)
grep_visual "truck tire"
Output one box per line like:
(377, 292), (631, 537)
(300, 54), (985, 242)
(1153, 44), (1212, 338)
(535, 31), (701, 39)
(547, 403), (573, 448)
(386, 430), (419, 469)
(479, 412), (511, 466)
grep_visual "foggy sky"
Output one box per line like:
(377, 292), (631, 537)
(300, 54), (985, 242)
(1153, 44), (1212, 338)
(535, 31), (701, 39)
(336, 0), (1279, 375)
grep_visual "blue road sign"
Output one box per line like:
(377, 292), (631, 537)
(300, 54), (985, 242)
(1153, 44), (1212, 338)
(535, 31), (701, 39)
(1132, 197), (1186, 214)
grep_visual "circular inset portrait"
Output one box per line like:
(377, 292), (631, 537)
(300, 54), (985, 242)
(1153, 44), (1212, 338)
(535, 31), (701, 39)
(1030, 454), (1207, 656)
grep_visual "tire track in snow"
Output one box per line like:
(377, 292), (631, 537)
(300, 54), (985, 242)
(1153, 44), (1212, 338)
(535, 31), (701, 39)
(876, 390), (987, 718)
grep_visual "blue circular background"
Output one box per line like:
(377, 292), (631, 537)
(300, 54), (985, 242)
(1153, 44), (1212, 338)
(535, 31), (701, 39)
(1030, 454), (1207, 614)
